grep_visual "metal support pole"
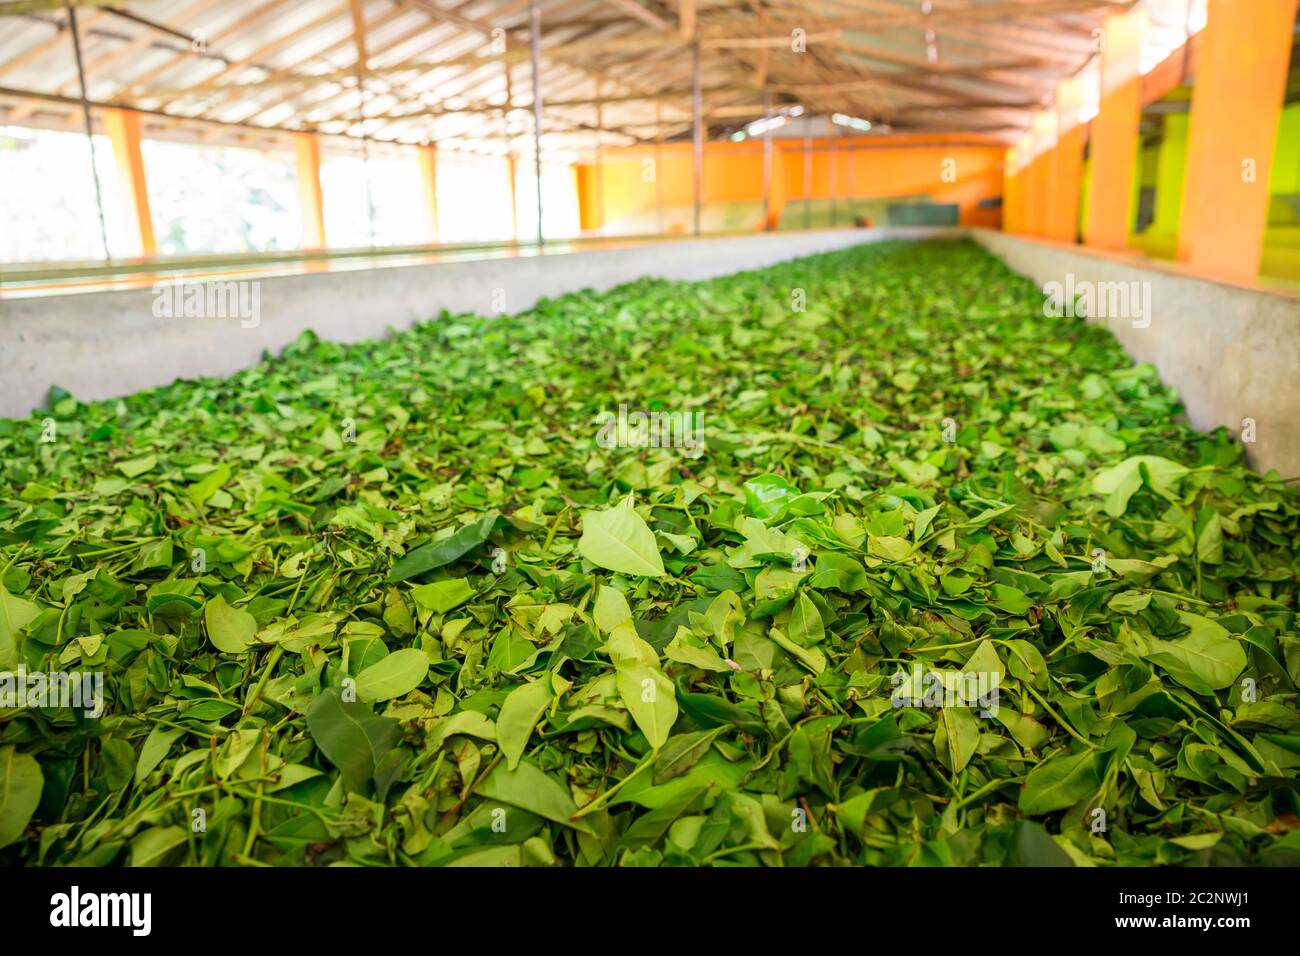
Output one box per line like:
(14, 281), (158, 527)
(761, 88), (772, 230)
(847, 134), (856, 224)
(829, 116), (838, 227)
(528, 0), (544, 247)
(654, 99), (664, 236)
(803, 111), (812, 229)
(691, 39), (702, 237)
(595, 73), (604, 236)
(67, 4), (110, 261)
(504, 64), (518, 241)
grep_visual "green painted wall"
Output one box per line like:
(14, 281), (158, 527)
(1267, 102), (1300, 227)
(1150, 113), (1189, 236)
(1131, 142), (1150, 232)
(1269, 102), (1300, 194)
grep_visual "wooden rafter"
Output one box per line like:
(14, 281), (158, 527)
(601, 0), (672, 33)
(0, 0), (1138, 148)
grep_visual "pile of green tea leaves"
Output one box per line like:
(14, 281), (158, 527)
(1, 239), (1298, 867)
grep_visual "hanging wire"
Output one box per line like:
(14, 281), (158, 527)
(528, 0), (544, 247)
(505, 62), (519, 242)
(67, 3), (111, 261)
(351, 2), (377, 249)
(356, 81), (377, 249)
(692, 38), (702, 237)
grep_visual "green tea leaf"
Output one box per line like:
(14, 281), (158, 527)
(743, 473), (800, 520)
(593, 584), (633, 634)
(204, 594), (257, 655)
(411, 578), (475, 614)
(653, 728), (723, 785)
(476, 760), (594, 834)
(1147, 613), (1246, 692)
(608, 623), (676, 749)
(579, 499), (665, 577)
(496, 677), (555, 770)
(135, 726), (184, 785)
(937, 706), (981, 773)
(305, 688), (400, 793)
(387, 512), (499, 582)
(3, 239), (1297, 868)
(1018, 751), (1101, 815)
(787, 592), (825, 646)
(0, 746), (42, 849)
(0, 588), (39, 669)
(354, 648), (428, 701)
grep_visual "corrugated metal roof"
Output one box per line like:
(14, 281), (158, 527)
(0, 0), (1138, 156)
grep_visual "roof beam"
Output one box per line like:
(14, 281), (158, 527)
(0, 0), (117, 13)
(600, 0), (672, 33)
(0, 9), (107, 80)
(114, 0), (296, 99)
(678, 0), (695, 39)
(59, 0), (226, 95)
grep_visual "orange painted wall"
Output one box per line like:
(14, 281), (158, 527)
(575, 134), (1004, 231)
(1048, 124), (1086, 244)
(1084, 11), (1144, 250)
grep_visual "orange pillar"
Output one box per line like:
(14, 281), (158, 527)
(1177, 0), (1297, 279)
(1034, 111), (1058, 239)
(507, 156), (519, 241)
(1046, 146), (1063, 239)
(1004, 137), (1030, 234)
(1025, 153), (1048, 237)
(1021, 157), (1036, 235)
(1050, 78), (1086, 244)
(1084, 9), (1145, 250)
(294, 132), (326, 249)
(418, 144), (439, 243)
(1002, 149), (1016, 232)
(103, 108), (156, 257)
(575, 163), (601, 232)
(1013, 179), (1025, 234)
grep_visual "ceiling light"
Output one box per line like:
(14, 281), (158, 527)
(742, 105), (803, 137)
(831, 113), (873, 133)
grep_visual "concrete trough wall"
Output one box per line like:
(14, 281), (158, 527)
(972, 228), (1300, 478)
(0, 226), (959, 420)
(2, 224), (1297, 477)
